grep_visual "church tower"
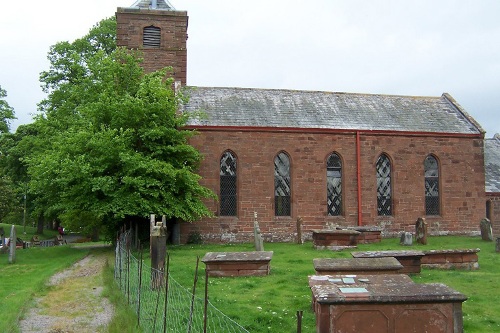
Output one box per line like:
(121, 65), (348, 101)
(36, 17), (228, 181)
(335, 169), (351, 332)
(116, 0), (188, 85)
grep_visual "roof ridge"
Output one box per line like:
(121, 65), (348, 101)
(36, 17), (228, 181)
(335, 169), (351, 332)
(185, 86), (442, 100)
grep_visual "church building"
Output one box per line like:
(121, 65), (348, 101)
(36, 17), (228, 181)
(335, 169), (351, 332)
(117, 1), (489, 243)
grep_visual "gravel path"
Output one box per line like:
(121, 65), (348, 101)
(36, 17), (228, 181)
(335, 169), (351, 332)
(19, 253), (114, 333)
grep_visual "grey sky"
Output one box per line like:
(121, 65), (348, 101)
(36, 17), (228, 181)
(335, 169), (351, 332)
(1, 0), (499, 136)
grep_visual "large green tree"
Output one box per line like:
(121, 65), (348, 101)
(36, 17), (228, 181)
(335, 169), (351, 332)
(0, 85), (16, 134)
(25, 18), (214, 237)
(0, 86), (18, 222)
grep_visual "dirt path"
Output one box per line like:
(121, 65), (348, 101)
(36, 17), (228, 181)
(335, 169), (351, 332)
(19, 252), (114, 333)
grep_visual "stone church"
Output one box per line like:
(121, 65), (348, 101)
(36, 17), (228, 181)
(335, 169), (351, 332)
(117, 0), (494, 243)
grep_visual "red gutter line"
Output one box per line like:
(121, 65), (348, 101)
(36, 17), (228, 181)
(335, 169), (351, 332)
(184, 125), (482, 138)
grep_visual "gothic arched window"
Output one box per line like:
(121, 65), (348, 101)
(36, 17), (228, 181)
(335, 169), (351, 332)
(376, 154), (392, 216)
(424, 155), (440, 215)
(220, 151), (237, 216)
(274, 152), (291, 216)
(327, 153), (342, 216)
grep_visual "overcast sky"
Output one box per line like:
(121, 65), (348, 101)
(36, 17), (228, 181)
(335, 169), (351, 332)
(1, 0), (499, 136)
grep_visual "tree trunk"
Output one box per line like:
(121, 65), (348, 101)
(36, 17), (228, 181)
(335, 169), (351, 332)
(36, 212), (44, 235)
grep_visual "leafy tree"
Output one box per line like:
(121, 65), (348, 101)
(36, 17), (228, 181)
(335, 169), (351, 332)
(26, 18), (214, 238)
(0, 85), (16, 134)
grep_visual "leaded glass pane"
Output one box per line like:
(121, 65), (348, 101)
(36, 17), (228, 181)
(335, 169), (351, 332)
(376, 154), (392, 216)
(220, 152), (237, 216)
(275, 152), (291, 216)
(424, 155), (439, 215)
(327, 153), (342, 216)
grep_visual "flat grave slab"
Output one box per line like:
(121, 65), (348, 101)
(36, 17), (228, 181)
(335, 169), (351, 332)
(313, 257), (403, 275)
(309, 274), (466, 333)
(346, 226), (382, 244)
(421, 248), (480, 270)
(351, 250), (425, 274)
(202, 251), (273, 277)
(312, 229), (360, 250)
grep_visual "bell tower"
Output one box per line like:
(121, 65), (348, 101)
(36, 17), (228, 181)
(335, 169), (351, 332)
(116, 0), (188, 85)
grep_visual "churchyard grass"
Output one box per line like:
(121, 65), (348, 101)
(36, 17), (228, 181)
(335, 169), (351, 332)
(1, 235), (498, 332)
(0, 245), (89, 332)
(164, 236), (500, 333)
(0, 222), (59, 241)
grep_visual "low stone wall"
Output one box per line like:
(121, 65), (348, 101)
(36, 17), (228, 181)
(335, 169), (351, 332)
(421, 248), (480, 270)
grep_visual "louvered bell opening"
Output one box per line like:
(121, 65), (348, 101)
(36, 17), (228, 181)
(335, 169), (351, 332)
(143, 26), (161, 48)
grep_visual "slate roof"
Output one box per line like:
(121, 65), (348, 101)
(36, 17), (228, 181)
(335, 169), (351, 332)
(485, 135), (500, 193)
(130, 0), (175, 10)
(182, 87), (483, 134)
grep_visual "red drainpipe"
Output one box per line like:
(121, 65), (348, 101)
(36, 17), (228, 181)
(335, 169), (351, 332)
(356, 131), (363, 226)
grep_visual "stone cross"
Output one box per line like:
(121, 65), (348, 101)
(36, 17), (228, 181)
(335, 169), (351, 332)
(9, 225), (16, 264)
(480, 218), (493, 241)
(415, 217), (428, 245)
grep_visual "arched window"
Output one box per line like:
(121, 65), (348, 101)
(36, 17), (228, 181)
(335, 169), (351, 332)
(376, 154), (392, 216)
(220, 151), (237, 216)
(327, 153), (342, 216)
(143, 26), (161, 48)
(424, 155), (440, 215)
(274, 152), (291, 216)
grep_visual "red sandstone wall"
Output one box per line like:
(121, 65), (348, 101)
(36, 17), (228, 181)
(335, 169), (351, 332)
(116, 8), (188, 85)
(181, 130), (485, 243)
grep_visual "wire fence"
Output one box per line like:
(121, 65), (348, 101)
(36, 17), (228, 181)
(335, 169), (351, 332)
(114, 230), (250, 333)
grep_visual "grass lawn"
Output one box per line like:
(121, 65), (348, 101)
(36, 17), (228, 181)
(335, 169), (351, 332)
(0, 245), (90, 333)
(162, 236), (500, 333)
(1, 235), (499, 332)
(0, 222), (59, 242)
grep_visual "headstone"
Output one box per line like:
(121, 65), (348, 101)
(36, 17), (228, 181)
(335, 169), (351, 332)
(496, 238), (500, 253)
(9, 225), (16, 264)
(480, 218), (493, 241)
(400, 232), (413, 246)
(253, 212), (264, 251)
(296, 217), (303, 244)
(415, 217), (428, 245)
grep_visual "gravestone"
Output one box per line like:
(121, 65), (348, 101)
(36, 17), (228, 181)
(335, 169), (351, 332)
(400, 232), (413, 246)
(496, 238), (500, 253)
(296, 216), (303, 244)
(415, 217), (428, 245)
(253, 212), (264, 251)
(480, 218), (493, 241)
(9, 225), (16, 264)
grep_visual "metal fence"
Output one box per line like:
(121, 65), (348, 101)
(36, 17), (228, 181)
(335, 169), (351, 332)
(114, 230), (250, 333)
